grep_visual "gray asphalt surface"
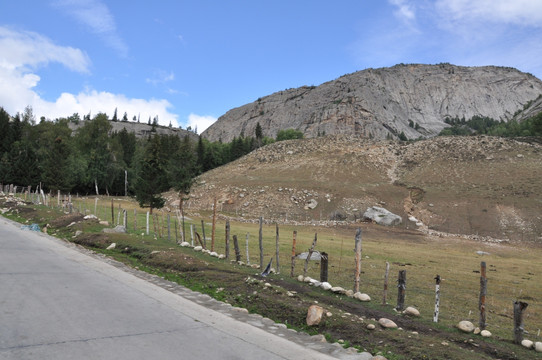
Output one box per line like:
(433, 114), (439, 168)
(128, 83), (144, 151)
(0, 217), (372, 360)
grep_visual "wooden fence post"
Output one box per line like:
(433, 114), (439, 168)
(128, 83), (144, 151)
(290, 231), (297, 277)
(94, 197), (98, 215)
(354, 228), (362, 293)
(167, 213), (171, 241)
(303, 233), (317, 278)
(233, 235), (241, 262)
(201, 220), (207, 249)
(111, 199), (114, 224)
(275, 224), (280, 274)
(134, 209), (137, 231)
(434, 275), (441, 323)
(190, 224), (194, 246)
(513, 301), (529, 344)
(396, 270), (407, 311)
(320, 252), (328, 282)
(174, 218), (178, 242)
(123, 210), (127, 229)
(245, 233), (250, 265)
(259, 217), (263, 269)
(211, 197), (217, 252)
(225, 220), (230, 259)
(146, 211), (149, 235)
(479, 261), (488, 330)
(383, 261), (390, 305)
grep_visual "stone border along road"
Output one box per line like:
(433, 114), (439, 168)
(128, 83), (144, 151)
(0, 217), (373, 360)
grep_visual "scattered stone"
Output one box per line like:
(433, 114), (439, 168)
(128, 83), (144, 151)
(194, 246), (203, 251)
(209, 251), (218, 257)
(441, 341), (449, 346)
(106, 243), (116, 250)
(535, 342), (542, 352)
(331, 286), (346, 294)
(521, 339), (533, 349)
(304, 199), (318, 210)
(297, 251), (322, 260)
(326, 312), (332, 317)
(370, 355), (388, 360)
(476, 251), (490, 256)
(303, 276), (312, 283)
(83, 214), (97, 220)
(457, 321), (475, 333)
(306, 305), (324, 326)
(378, 318), (398, 329)
(264, 283), (272, 288)
(473, 327), (481, 335)
(180, 242), (191, 247)
(354, 292), (371, 302)
(102, 225), (126, 234)
(363, 206), (402, 226)
(309, 279), (322, 287)
(345, 289), (354, 297)
(218, 254), (226, 259)
(297, 275), (304, 282)
(286, 291), (295, 297)
(367, 324), (376, 330)
(403, 306), (420, 317)
(74, 230), (83, 237)
(67, 222), (77, 227)
(480, 330), (492, 338)
(320, 282), (332, 291)
(99, 220), (109, 226)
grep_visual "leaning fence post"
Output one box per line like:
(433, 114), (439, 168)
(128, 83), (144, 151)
(434, 275), (441, 322)
(479, 261), (488, 330)
(513, 301), (529, 344)
(275, 224), (280, 274)
(233, 235), (241, 262)
(396, 270), (407, 311)
(354, 227), (362, 293)
(320, 252), (328, 282)
(259, 217), (263, 269)
(290, 231), (297, 277)
(167, 213), (171, 241)
(201, 220), (207, 248)
(303, 233), (317, 278)
(225, 220), (230, 259)
(383, 261), (390, 305)
(211, 197), (217, 252)
(245, 233), (250, 265)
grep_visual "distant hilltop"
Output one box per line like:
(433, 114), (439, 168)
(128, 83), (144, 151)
(68, 120), (199, 141)
(202, 63), (542, 142)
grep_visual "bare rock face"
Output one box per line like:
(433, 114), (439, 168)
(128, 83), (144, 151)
(202, 64), (542, 142)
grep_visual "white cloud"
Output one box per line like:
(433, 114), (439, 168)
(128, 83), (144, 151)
(436, 0), (542, 27)
(389, 0), (416, 22)
(52, 0), (128, 57)
(0, 26), (90, 73)
(186, 113), (217, 134)
(0, 27), (179, 127)
(146, 70), (175, 86)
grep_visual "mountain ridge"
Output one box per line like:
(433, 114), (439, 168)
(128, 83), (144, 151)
(202, 64), (542, 142)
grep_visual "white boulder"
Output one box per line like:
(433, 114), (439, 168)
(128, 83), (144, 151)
(363, 206), (402, 226)
(457, 321), (475, 333)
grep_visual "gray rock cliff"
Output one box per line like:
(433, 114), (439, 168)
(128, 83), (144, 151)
(202, 64), (542, 142)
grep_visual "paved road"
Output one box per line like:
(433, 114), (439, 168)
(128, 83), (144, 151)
(0, 218), (371, 360)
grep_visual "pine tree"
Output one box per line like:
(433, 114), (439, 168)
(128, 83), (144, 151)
(112, 108), (118, 122)
(133, 134), (169, 213)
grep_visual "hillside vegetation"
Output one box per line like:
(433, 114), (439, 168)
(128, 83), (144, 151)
(187, 135), (542, 243)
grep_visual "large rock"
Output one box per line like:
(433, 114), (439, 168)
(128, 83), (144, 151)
(378, 318), (398, 329)
(306, 305), (324, 326)
(102, 225), (126, 233)
(457, 321), (475, 333)
(521, 339), (533, 349)
(535, 341), (542, 352)
(354, 292), (371, 302)
(363, 206), (402, 226)
(403, 307), (420, 317)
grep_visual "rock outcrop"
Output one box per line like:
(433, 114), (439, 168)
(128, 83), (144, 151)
(202, 64), (542, 142)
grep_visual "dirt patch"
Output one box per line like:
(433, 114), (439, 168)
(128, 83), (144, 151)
(72, 233), (110, 249)
(50, 213), (85, 228)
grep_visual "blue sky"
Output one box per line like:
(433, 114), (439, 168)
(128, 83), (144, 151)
(1, 1), (542, 132)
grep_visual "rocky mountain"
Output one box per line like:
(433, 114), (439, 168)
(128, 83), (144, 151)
(202, 64), (542, 142)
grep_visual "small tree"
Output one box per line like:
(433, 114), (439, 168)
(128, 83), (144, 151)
(276, 128), (303, 141)
(133, 134), (169, 214)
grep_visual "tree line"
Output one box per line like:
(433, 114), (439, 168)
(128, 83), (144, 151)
(439, 112), (542, 137)
(0, 106), (303, 212)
